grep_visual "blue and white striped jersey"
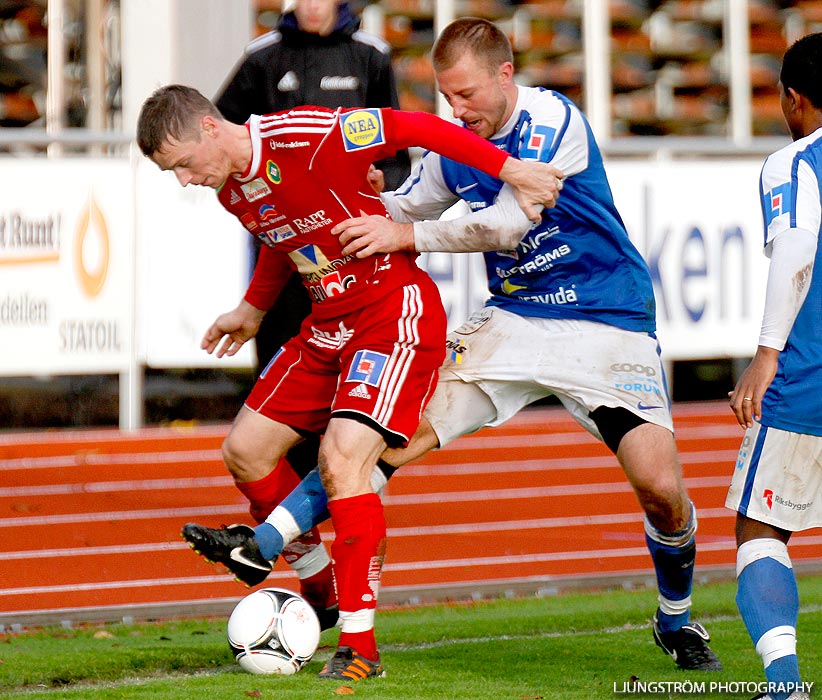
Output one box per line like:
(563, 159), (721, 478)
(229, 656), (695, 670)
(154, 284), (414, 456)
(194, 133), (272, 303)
(758, 127), (822, 436)
(385, 85), (656, 333)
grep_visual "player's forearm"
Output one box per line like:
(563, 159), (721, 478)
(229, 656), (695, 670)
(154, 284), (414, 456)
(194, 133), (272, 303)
(414, 185), (531, 253)
(758, 228), (817, 350)
(244, 245), (292, 311)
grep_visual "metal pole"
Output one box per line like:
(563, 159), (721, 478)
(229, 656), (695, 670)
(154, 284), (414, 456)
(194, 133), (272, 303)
(86, 0), (107, 134)
(119, 363), (143, 430)
(434, 0), (455, 120)
(46, 0), (66, 157)
(727, 0), (752, 146)
(121, 147), (144, 431)
(583, 0), (612, 145)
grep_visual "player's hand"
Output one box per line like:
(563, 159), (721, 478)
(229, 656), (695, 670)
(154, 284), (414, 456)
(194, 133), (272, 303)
(367, 164), (385, 195)
(201, 301), (265, 358)
(498, 158), (563, 223)
(727, 346), (779, 428)
(332, 215), (415, 257)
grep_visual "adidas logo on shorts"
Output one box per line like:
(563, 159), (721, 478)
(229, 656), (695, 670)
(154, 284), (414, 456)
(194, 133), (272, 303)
(348, 383), (372, 399)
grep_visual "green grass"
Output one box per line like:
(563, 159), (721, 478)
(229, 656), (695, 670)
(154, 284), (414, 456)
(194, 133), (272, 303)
(2, 577), (821, 699)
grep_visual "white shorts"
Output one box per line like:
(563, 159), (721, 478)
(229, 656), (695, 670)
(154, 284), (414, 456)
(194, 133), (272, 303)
(726, 421), (822, 531)
(425, 306), (674, 447)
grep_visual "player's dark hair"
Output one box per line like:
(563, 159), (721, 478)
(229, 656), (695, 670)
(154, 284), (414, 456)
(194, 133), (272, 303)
(136, 84), (222, 157)
(781, 32), (822, 109)
(432, 17), (514, 74)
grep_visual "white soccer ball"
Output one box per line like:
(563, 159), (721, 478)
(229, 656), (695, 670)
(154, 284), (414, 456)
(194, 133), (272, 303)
(227, 588), (321, 675)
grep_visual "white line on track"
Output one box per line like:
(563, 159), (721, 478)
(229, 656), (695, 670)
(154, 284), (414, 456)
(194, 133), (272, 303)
(0, 472), (734, 506)
(0, 449), (223, 471)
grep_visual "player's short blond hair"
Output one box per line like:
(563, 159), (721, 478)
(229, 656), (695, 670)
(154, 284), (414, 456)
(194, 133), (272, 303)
(432, 18), (514, 74)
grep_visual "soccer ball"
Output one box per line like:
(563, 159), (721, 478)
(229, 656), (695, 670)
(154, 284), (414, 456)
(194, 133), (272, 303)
(227, 588), (321, 675)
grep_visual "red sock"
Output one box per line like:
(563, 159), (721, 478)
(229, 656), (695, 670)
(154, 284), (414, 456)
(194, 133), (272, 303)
(328, 493), (386, 662)
(234, 457), (301, 523)
(297, 562), (335, 608)
(283, 527), (336, 609)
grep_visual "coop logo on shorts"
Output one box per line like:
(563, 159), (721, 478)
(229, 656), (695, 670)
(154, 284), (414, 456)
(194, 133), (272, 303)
(341, 109), (385, 151)
(735, 433), (753, 470)
(241, 178), (271, 202)
(610, 362), (664, 400)
(266, 161), (282, 184)
(610, 363), (656, 377)
(346, 350), (388, 386)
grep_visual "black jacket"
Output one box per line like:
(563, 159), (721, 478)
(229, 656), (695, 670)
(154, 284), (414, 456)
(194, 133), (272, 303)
(215, 2), (410, 190)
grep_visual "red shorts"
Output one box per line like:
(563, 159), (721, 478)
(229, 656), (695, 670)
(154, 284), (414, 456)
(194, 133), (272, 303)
(245, 278), (446, 446)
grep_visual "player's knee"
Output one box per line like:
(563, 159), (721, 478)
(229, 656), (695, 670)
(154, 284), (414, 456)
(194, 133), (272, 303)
(736, 538), (792, 578)
(317, 460), (335, 499)
(643, 470), (688, 505)
(318, 459), (351, 501)
(221, 434), (242, 473)
(641, 488), (691, 534)
(645, 500), (696, 546)
(222, 432), (262, 482)
(317, 447), (369, 500)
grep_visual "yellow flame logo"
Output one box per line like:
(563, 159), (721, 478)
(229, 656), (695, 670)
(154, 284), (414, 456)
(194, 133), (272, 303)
(74, 194), (109, 297)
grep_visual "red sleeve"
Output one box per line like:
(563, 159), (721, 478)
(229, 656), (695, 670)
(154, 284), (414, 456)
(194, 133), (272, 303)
(244, 244), (293, 310)
(384, 109), (508, 176)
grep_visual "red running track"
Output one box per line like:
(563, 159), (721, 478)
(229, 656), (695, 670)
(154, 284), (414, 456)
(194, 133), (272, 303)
(1, 401), (820, 625)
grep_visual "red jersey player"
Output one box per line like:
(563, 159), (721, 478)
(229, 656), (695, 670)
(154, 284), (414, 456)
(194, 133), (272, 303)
(136, 84), (562, 681)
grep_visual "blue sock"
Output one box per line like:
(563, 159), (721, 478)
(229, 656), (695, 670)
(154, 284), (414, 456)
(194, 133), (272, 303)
(737, 549), (800, 700)
(253, 522), (284, 561)
(279, 466), (329, 528)
(253, 467), (329, 560)
(765, 658), (802, 700)
(645, 506), (696, 633)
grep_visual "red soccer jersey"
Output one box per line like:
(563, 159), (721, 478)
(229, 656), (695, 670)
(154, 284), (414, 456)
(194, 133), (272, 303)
(220, 106), (508, 317)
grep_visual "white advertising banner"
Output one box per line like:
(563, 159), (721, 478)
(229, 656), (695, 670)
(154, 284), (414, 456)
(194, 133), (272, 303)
(135, 158), (253, 368)
(0, 160), (135, 374)
(420, 159), (769, 361)
(0, 155), (773, 379)
(607, 160), (769, 360)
